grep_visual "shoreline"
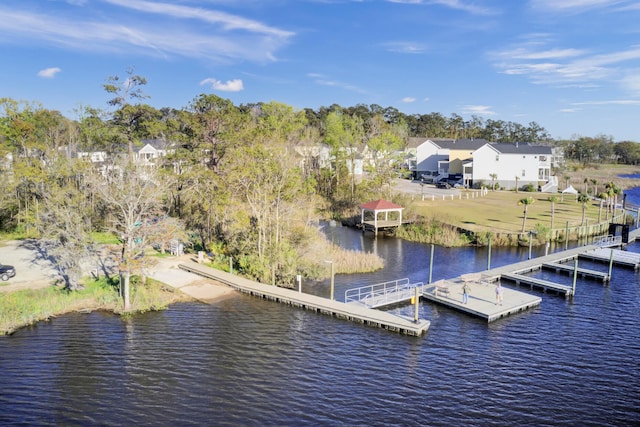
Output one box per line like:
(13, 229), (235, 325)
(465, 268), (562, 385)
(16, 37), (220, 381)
(0, 242), (238, 335)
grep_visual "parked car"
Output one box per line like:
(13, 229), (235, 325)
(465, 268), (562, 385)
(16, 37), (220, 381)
(0, 263), (16, 281)
(436, 181), (451, 189)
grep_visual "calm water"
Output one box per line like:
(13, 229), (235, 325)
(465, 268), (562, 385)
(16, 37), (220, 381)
(1, 232), (639, 425)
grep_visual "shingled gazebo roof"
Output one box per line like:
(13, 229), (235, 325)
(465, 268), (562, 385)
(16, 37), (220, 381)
(359, 199), (403, 210)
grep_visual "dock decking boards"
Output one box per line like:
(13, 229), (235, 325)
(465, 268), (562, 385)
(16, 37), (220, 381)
(179, 262), (430, 336)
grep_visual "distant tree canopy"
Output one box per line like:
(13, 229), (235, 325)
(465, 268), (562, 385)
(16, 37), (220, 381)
(302, 104), (553, 143)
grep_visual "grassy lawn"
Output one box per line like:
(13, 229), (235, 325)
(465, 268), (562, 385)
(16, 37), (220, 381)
(411, 190), (617, 234)
(406, 163), (640, 236)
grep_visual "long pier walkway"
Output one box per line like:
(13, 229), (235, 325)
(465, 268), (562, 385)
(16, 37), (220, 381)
(179, 262), (430, 337)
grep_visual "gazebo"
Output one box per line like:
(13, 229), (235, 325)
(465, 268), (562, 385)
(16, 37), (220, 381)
(359, 199), (404, 236)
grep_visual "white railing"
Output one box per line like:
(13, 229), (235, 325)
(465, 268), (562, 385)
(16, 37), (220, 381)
(345, 278), (424, 308)
(592, 235), (622, 247)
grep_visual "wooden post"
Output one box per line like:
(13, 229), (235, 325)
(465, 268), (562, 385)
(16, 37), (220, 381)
(487, 236), (492, 270)
(229, 257), (233, 274)
(572, 258), (578, 296)
(428, 244), (434, 284)
(330, 261), (335, 300)
(565, 221), (569, 250)
(414, 286), (419, 322)
(608, 249), (614, 282)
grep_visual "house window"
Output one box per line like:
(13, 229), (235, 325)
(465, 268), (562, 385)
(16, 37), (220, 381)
(522, 170), (526, 177)
(539, 155), (547, 161)
(495, 155), (499, 161)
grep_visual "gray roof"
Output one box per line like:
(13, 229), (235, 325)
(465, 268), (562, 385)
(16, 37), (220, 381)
(490, 143), (552, 155)
(434, 138), (489, 150)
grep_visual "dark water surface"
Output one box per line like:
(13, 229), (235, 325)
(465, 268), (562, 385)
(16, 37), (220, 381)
(1, 228), (639, 426)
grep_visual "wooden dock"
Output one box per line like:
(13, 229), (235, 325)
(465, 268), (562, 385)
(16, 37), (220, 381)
(578, 248), (640, 269)
(420, 279), (542, 322)
(541, 262), (609, 282)
(179, 262), (430, 336)
(500, 272), (574, 296)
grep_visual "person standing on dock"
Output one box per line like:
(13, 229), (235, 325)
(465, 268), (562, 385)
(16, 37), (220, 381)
(495, 283), (503, 305)
(462, 282), (470, 304)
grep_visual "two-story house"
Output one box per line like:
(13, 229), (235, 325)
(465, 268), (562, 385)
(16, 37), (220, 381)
(414, 138), (488, 183)
(471, 143), (553, 191)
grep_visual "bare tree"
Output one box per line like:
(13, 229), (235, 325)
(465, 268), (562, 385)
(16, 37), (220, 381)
(90, 157), (168, 310)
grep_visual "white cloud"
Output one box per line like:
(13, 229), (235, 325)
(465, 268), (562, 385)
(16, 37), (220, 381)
(103, 0), (293, 38)
(491, 36), (640, 88)
(530, 0), (628, 12)
(382, 41), (427, 54)
(308, 74), (368, 94)
(460, 105), (497, 115)
(401, 97), (416, 103)
(388, 0), (500, 15)
(37, 67), (61, 78)
(571, 99), (640, 106)
(200, 78), (244, 92)
(0, 3), (292, 63)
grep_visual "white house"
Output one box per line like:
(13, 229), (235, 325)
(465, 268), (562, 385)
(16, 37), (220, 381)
(414, 138), (488, 182)
(471, 143), (553, 190)
(134, 139), (172, 165)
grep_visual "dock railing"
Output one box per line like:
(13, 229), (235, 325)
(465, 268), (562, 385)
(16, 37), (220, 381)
(345, 278), (424, 308)
(593, 235), (622, 247)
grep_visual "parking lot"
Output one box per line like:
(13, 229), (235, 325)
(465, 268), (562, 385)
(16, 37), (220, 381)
(391, 178), (461, 198)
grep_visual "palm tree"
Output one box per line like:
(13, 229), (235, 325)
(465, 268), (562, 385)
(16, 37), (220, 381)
(596, 193), (606, 222)
(605, 181), (621, 216)
(584, 177), (589, 194)
(591, 179), (598, 195)
(564, 175), (570, 189)
(518, 196), (535, 232)
(578, 193), (590, 225)
(489, 173), (498, 191)
(548, 195), (559, 230)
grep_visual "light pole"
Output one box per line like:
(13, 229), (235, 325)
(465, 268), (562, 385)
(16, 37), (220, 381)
(325, 260), (335, 301)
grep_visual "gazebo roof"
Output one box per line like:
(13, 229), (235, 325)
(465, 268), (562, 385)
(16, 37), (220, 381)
(359, 199), (403, 211)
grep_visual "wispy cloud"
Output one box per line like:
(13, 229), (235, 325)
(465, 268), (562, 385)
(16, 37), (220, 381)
(490, 35), (640, 89)
(530, 0), (629, 13)
(0, 2), (293, 63)
(307, 73), (368, 94)
(460, 105), (496, 115)
(103, 0), (293, 38)
(37, 67), (61, 78)
(388, 0), (500, 15)
(382, 41), (427, 54)
(401, 97), (416, 103)
(571, 99), (640, 106)
(200, 78), (244, 92)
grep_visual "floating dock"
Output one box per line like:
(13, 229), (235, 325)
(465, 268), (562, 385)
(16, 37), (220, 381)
(179, 262), (430, 337)
(420, 279), (542, 322)
(578, 248), (640, 269)
(500, 272), (574, 296)
(541, 262), (609, 282)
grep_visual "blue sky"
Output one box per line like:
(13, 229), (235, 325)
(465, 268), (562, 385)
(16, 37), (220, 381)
(1, 0), (640, 141)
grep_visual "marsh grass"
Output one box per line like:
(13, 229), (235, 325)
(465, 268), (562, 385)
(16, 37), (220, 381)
(0, 276), (189, 335)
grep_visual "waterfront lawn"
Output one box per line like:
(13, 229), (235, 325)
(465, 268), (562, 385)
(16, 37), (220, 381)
(412, 190), (612, 234)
